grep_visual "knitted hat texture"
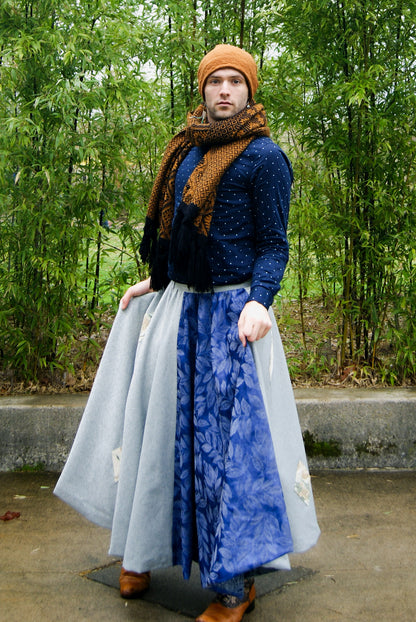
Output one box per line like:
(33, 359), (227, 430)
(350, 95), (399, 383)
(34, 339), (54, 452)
(197, 44), (258, 98)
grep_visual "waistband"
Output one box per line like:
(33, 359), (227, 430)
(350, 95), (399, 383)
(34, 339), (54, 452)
(172, 281), (251, 294)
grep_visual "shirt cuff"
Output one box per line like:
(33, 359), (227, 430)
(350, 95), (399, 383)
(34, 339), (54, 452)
(247, 285), (274, 309)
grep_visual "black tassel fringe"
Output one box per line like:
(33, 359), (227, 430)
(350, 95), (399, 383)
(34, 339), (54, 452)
(141, 205), (214, 292)
(170, 201), (213, 292)
(149, 237), (170, 291)
(139, 216), (158, 265)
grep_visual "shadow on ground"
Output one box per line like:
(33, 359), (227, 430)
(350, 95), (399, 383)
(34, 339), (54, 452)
(86, 562), (314, 618)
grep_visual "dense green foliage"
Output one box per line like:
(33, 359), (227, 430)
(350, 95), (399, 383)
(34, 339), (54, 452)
(268, 0), (416, 381)
(0, 0), (415, 384)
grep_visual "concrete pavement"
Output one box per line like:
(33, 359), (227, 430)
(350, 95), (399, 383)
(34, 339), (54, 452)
(1, 470), (415, 622)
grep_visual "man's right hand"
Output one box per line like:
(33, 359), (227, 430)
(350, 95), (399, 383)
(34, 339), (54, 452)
(120, 277), (153, 310)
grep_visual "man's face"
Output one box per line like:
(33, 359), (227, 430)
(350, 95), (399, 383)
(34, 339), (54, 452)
(204, 68), (249, 123)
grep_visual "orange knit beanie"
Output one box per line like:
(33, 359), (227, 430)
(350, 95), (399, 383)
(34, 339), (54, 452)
(197, 44), (258, 99)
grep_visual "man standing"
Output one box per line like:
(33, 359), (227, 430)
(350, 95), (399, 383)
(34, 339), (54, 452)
(55, 44), (320, 622)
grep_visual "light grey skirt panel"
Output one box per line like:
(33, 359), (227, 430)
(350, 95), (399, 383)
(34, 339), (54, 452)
(252, 313), (320, 554)
(109, 283), (185, 571)
(54, 290), (163, 528)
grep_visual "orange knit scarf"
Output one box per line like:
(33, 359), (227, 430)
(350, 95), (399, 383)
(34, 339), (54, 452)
(140, 102), (270, 290)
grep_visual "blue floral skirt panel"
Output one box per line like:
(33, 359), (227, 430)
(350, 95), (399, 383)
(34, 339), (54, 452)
(173, 288), (293, 589)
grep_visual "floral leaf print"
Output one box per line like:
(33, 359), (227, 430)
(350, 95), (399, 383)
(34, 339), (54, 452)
(172, 288), (293, 589)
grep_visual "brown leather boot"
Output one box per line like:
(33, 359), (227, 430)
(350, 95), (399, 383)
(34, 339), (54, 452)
(119, 567), (151, 599)
(196, 582), (256, 622)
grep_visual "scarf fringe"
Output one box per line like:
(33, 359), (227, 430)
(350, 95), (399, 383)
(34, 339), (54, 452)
(140, 216), (158, 265)
(170, 202), (213, 292)
(149, 237), (171, 291)
(170, 202), (199, 267)
(140, 217), (171, 290)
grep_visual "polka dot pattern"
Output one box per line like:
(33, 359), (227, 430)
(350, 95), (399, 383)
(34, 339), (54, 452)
(169, 136), (292, 308)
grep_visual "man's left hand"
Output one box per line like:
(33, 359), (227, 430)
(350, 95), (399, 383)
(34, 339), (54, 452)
(238, 300), (272, 347)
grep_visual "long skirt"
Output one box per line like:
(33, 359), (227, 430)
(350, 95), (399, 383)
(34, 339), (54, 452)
(54, 281), (320, 592)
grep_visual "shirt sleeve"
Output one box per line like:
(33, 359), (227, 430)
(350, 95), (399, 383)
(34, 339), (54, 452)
(247, 143), (293, 308)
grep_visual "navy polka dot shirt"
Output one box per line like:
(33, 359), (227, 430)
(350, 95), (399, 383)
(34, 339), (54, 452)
(169, 136), (293, 308)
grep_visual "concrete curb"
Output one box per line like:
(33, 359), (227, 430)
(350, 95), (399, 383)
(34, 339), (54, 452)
(295, 387), (416, 469)
(0, 393), (87, 472)
(1, 388), (416, 471)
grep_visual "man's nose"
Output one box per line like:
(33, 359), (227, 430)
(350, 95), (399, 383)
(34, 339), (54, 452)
(219, 80), (231, 95)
